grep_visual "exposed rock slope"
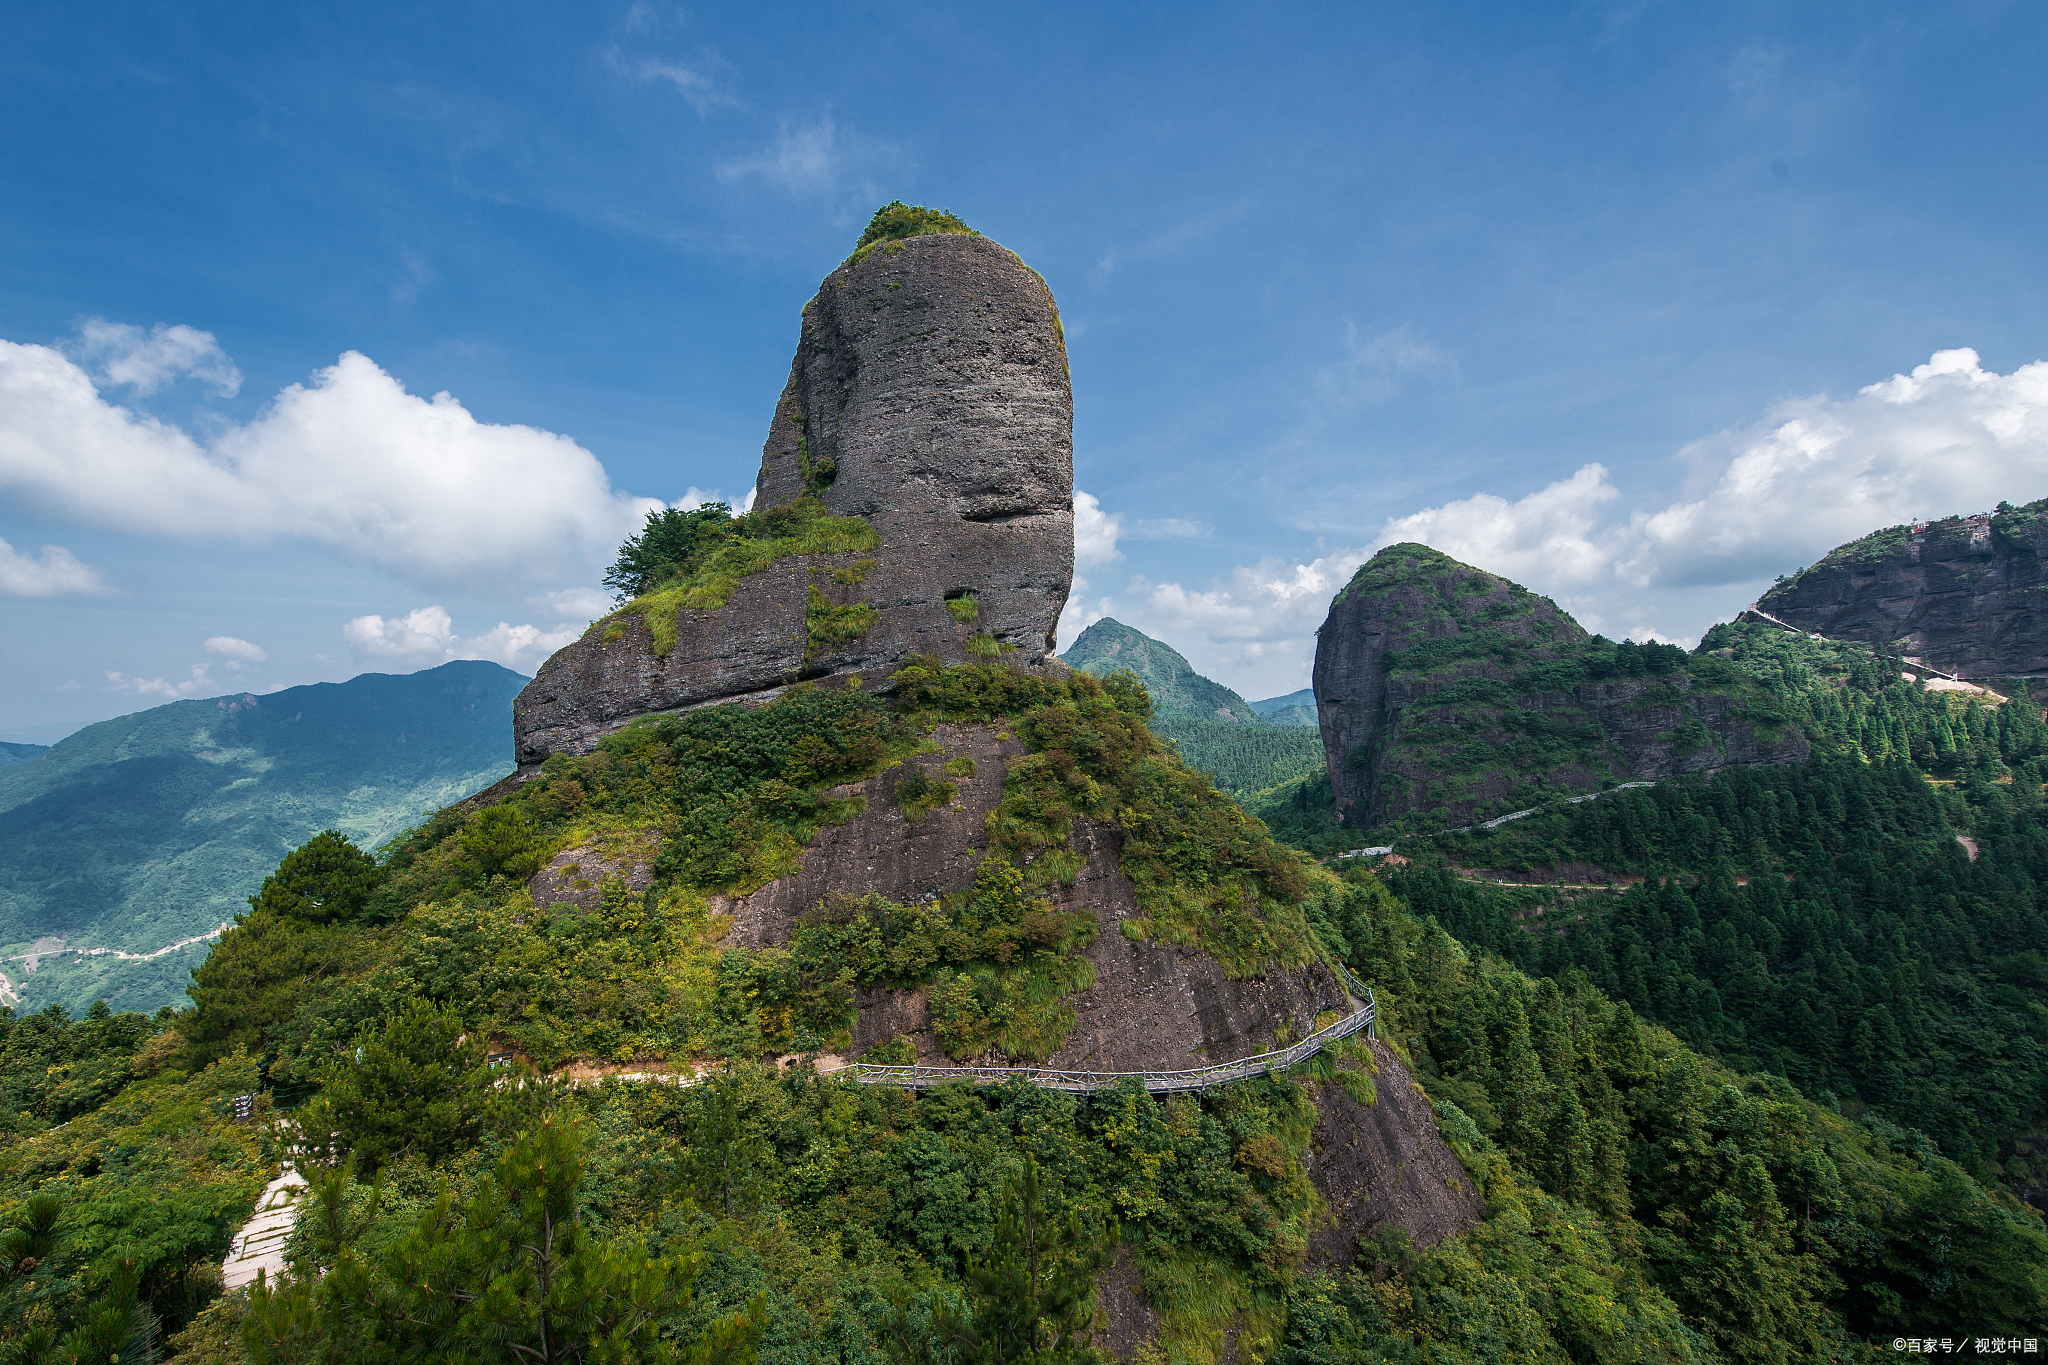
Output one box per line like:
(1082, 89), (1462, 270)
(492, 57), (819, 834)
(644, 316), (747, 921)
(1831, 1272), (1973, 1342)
(1313, 544), (1806, 828)
(514, 231), (1073, 766)
(713, 720), (1350, 1073)
(1754, 499), (2048, 679)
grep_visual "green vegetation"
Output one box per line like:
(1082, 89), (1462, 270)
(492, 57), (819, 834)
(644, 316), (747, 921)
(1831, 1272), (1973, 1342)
(604, 501), (741, 603)
(611, 497), (879, 657)
(848, 202), (978, 265)
(9, 643), (2045, 1360)
(1298, 866), (2048, 1351)
(1348, 623), (2048, 1198)
(0, 661), (525, 1017)
(1157, 721), (1326, 801)
(1059, 619), (1327, 798)
(806, 586), (878, 653)
(792, 861), (1098, 1062)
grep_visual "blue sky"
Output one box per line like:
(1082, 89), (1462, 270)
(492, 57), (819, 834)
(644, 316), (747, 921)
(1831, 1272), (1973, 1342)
(4, 1), (2047, 739)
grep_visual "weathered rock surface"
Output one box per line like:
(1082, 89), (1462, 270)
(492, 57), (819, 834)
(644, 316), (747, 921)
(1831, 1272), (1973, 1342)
(1092, 1246), (1162, 1361)
(527, 836), (662, 914)
(1314, 543), (1806, 828)
(513, 231), (1072, 766)
(1754, 501), (2048, 679)
(1305, 1043), (1487, 1262)
(716, 721), (1350, 1072)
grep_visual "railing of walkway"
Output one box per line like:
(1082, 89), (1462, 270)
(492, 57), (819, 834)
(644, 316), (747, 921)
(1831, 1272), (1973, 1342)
(820, 967), (1376, 1094)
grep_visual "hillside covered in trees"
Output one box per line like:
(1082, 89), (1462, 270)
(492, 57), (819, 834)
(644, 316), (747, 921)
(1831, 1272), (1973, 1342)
(1061, 618), (1326, 798)
(1319, 621), (2048, 1214)
(3, 654), (2043, 1363)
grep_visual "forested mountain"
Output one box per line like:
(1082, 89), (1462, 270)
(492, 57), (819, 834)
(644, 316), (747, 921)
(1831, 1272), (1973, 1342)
(1061, 617), (1259, 722)
(0, 742), (46, 768)
(5, 656), (2041, 1364)
(1251, 689), (1316, 727)
(1060, 618), (1325, 796)
(0, 662), (523, 1016)
(5, 211), (2043, 1365)
(1296, 619), (2048, 1212)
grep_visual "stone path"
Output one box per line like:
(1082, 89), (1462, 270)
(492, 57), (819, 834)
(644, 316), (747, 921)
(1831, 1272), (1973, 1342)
(222, 1166), (306, 1291)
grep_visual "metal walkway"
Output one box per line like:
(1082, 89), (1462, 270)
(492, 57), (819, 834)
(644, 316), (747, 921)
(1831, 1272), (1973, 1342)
(818, 968), (1376, 1094)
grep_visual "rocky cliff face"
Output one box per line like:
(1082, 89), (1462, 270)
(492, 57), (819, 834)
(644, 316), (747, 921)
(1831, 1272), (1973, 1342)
(1754, 499), (2048, 679)
(709, 719), (1351, 1073)
(513, 231), (1073, 766)
(1314, 543), (1806, 829)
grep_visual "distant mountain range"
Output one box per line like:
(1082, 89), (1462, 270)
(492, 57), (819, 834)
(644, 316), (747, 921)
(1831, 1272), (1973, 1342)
(0, 661), (526, 1016)
(1250, 688), (1315, 727)
(0, 742), (47, 768)
(1058, 618), (1325, 796)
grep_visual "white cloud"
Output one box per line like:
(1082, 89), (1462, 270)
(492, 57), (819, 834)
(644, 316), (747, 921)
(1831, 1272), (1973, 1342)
(1618, 348), (2048, 590)
(1373, 463), (1622, 588)
(107, 664), (215, 699)
(1074, 490), (1124, 568)
(0, 337), (665, 590)
(0, 537), (111, 597)
(714, 113), (902, 218)
(609, 47), (737, 115)
(202, 635), (266, 663)
(74, 319), (242, 396)
(529, 587), (614, 620)
(1369, 346), (2048, 617)
(717, 114), (842, 192)
(344, 605), (578, 672)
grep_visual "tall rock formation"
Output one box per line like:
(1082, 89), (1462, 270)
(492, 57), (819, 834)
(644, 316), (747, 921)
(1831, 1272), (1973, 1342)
(501, 212), (1481, 1303)
(1752, 499), (2048, 679)
(513, 228), (1073, 767)
(1313, 543), (1806, 829)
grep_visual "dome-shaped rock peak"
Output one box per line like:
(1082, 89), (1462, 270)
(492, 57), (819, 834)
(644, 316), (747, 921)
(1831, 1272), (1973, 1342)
(513, 222), (1074, 767)
(1313, 543), (1806, 829)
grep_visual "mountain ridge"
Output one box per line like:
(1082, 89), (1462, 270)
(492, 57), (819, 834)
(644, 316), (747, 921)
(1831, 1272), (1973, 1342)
(0, 660), (525, 1014)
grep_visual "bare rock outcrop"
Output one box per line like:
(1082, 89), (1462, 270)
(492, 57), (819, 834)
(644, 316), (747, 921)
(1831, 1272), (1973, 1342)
(1753, 501), (2048, 679)
(1313, 543), (1806, 828)
(514, 231), (1073, 766)
(1305, 1042), (1487, 1262)
(716, 720), (1349, 1073)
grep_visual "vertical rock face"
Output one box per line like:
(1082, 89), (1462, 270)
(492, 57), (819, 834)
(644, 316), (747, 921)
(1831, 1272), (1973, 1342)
(1754, 501), (2048, 678)
(512, 231), (1073, 766)
(754, 232), (1074, 663)
(1313, 544), (1805, 828)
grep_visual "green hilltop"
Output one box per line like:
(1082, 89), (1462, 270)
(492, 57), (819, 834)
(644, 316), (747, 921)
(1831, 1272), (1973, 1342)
(1059, 617), (1326, 797)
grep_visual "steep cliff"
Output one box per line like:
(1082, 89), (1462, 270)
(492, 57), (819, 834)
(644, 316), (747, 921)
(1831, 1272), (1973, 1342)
(513, 228), (1073, 766)
(1313, 543), (1805, 829)
(1753, 498), (2048, 679)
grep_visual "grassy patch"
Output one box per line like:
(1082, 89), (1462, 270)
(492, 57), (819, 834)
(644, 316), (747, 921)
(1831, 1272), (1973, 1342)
(805, 586), (878, 652)
(612, 497), (878, 657)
